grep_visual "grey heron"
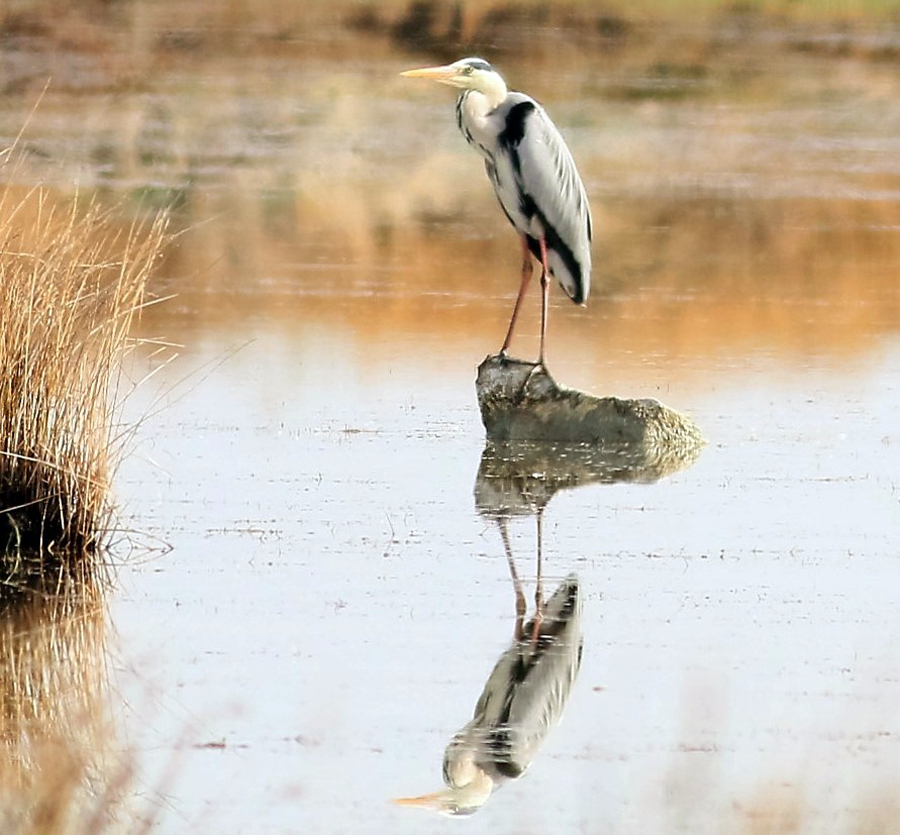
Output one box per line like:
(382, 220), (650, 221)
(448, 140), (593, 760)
(401, 58), (592, 365)
(395, 569), (583, 816)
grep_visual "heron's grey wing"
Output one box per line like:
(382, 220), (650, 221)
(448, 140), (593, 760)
(504, 96), (592, 295)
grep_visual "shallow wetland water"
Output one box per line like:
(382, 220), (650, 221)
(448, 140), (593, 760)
(1, 3), (900, 832)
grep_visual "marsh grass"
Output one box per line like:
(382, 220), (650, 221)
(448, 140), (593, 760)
(0, 184), (167, 562)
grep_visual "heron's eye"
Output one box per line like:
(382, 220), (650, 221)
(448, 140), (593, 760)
(463, 66), (474, 75)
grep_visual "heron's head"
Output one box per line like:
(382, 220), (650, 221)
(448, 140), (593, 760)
(393, 775), (493, 817)
(401, 57), (507, 100)
(394, 737), (494, 816)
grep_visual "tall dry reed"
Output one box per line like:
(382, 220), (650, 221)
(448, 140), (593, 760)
(0, 186), (167, 561)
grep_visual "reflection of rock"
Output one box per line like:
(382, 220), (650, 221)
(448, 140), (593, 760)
(476, 354), (704, 448)
(0, 571), (121, 829)
(396, 575), (582, 817)
(475, 437), (703, 518)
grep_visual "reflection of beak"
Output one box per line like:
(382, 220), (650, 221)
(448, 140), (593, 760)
(394, 773), (493, 816)
(393, 790), (448, 810)
(400, 65), (457, 82)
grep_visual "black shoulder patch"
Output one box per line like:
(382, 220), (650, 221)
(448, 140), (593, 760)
(498, 101), (536, 150)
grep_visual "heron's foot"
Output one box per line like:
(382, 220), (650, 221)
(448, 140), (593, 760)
(525, 360), (548, 383)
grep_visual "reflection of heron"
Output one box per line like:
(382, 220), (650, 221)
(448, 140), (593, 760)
(396, 563), (582, 816)
(401, 58), (592, 365)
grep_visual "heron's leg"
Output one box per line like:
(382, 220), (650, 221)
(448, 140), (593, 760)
(500, 237), (534, 356)
(538, 237), (551, 366)
(499, 517), (527, 641)
(531, 506), (545, 644)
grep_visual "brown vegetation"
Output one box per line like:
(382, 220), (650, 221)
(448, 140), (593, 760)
(0, 0), (898, 103)
(0, 185), (167, 560)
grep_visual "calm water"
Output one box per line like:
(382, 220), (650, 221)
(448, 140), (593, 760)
(2, 6), (900, 833)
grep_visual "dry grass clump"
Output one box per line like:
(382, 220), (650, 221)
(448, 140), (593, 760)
(0, 185), (167, 561)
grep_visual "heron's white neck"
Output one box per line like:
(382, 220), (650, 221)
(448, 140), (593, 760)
(461, 72), (508, 119)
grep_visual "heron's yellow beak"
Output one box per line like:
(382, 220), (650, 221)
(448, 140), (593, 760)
(400, 65), (457, 83)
